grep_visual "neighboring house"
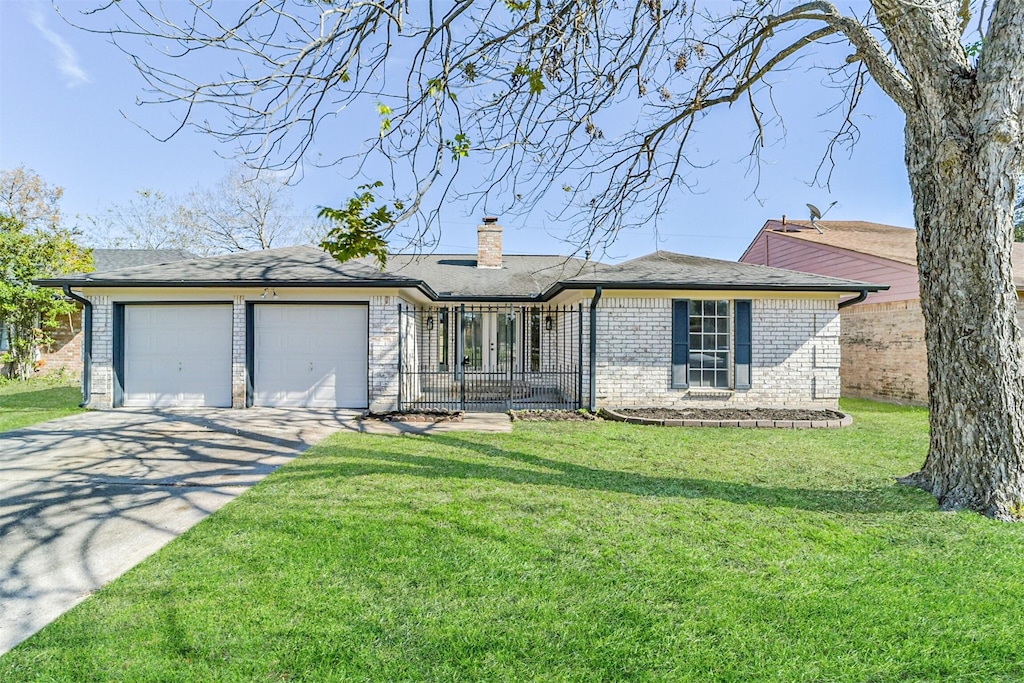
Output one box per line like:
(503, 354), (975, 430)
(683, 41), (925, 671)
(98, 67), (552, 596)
(739, 218), (1024, 404)
(38, 219), (882, 412)
(33, 249), (196, 375)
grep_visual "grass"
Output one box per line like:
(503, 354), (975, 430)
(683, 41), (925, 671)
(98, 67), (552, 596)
(4, 399), (1024, 681)
(0, 377), (83, 432)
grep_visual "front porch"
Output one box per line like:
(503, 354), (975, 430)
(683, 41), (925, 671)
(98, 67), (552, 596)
(398, 304), (583, 412)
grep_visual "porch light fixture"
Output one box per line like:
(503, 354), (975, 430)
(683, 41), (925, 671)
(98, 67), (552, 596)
(426, 315), (434, 331)
(261, 287), (278, 300)
(544, 315), (553, 331)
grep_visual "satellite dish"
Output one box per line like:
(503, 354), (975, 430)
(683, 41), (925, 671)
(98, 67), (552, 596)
(806, 201), (838, 234)
(807, 203), (824, 233)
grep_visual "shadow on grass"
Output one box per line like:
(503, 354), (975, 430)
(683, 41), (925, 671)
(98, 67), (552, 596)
(287, 433), (933, 515)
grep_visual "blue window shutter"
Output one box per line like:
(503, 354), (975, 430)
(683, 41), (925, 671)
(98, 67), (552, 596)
(672, 300), (689, 388)
(734, 300), (752, 390)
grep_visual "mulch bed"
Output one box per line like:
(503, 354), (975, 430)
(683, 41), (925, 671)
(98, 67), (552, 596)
(362, 407), (844, 425)
(360, 410), (464, 423)
(613, 407), (846, 421)
(509, 410), (599, 422)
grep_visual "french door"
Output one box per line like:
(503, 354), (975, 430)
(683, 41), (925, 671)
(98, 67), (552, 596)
(461, 310), (516, 372)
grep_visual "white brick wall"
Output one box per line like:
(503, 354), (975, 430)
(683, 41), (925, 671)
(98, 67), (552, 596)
(231, 296), (246, 408)
(87, 295), (113, 409)
(591, 296), (840, 410)
(368, 295), (406, 411)
(79, 289), (839, 412)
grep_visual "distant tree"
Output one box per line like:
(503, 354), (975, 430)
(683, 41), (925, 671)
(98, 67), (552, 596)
(183, 169), (319, 253)
(92, 169), (322, 256)
(91, 188), (206, 253)
(0, 166), (91, 378)
(0, 166), (63, 231)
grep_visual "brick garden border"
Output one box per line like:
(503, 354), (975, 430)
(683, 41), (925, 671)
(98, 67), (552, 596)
(599, 408), (853, 429)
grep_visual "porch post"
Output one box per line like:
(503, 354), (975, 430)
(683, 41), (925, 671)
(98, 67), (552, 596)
(589, 287), (602, 412)
(459, 304), (466, 410)
(507, 304), (514, 411)
(577, 303), (583, 410)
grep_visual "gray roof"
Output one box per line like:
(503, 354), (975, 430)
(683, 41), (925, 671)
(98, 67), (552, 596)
(556, 251), (883, 292)
(41, 245), (886, 301)
(387, 253), (602, 299)
(91, 248), (197, 271)
(60, 245), (417, 286)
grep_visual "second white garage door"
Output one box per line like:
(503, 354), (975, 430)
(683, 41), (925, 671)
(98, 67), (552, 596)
(253, 304), (368, 408)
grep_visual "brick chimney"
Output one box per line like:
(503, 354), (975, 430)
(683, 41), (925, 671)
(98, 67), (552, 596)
(477, 216), (503, 269)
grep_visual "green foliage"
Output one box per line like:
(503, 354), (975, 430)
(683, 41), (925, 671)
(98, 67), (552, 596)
(0, 213), (92, 380)
(445, 133), (472, 162)
(512, 63), (545, 95)
(318, 182), (403, 269)
(0, 166), (63, 231)
(427, 77), (458, 102)
(376, 102), (392, 134)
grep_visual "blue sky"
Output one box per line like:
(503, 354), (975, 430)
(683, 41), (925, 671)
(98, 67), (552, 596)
(0, 0), (915, 261)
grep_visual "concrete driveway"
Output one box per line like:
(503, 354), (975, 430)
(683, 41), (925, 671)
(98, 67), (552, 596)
(0, 408), (356, 655)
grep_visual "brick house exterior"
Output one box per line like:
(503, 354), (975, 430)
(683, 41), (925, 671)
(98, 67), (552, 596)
(739, 219), (1024, 405)
(41, 223), (878, 412)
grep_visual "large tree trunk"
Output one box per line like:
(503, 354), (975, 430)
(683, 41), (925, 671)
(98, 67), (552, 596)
(899, 45), (1024, 519)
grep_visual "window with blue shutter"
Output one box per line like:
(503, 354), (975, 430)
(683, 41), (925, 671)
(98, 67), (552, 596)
(734, 300), (752, 390)
(671, 299), (689, 388)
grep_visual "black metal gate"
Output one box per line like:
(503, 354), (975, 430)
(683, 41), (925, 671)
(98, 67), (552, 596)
(398, 304), (583, 412)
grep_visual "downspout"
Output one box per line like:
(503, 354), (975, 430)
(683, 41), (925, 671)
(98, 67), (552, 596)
(62, 286), (91, 407)
(838, 290), (869, 309)
(588, 286), (602, 412)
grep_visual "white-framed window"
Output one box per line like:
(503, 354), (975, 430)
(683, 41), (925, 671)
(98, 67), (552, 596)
(689, 299), (731, 388)
(672, 299), (753, 390)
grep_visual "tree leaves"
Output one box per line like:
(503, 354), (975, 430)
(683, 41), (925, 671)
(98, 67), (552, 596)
(0, 212), (91, 379)
(318, 182), (403, 269)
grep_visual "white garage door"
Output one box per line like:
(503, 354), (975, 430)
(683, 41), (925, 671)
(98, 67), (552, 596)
(123, 304), (233, 408)
(253, 304), (368, 408)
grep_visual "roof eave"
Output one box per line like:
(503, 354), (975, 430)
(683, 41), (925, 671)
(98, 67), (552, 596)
(548, 281), (889, 296)
(36, 277), (422, 289)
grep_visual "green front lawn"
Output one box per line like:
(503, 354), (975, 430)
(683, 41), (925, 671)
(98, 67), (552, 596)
(0, 378), (83, 432)
(5, 399), (1024, 681)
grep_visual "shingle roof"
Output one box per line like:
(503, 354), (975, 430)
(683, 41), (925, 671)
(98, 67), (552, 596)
(41, 244), (883, 300)
(60, 245), (418, 287)
(760, 219), (1024, 287)
(761, 220), (919, 265)
(91, 248), (198, 271)
(387, 253), (604, 298)
(557, 250), (883, 292)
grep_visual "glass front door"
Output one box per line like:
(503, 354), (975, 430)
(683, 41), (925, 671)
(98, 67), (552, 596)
(461, 310), (516, 373)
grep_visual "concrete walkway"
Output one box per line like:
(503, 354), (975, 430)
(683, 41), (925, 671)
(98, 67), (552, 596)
(0, 408), (511, 655)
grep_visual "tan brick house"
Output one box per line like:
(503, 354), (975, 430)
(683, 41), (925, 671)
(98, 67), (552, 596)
(740, 218), (1024, 404)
